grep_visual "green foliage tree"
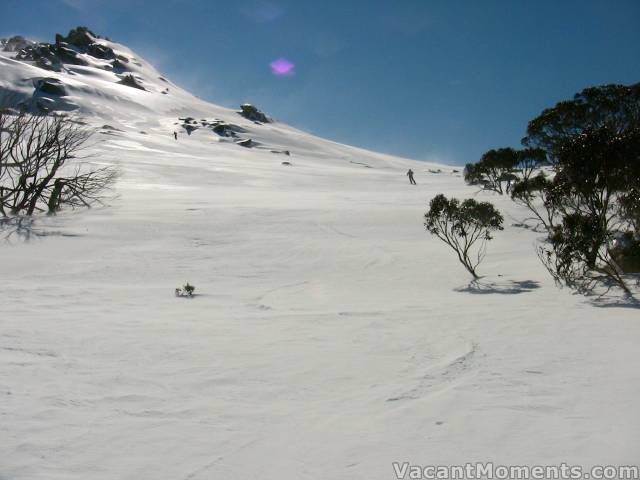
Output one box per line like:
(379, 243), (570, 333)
(464, 147), (519, 195)
(515, 147), (548, 182)
(424, 194), (504, 279)
(506, 82), (640, 297)
(510, 173), (556, 231)
(537, 124), (640, 296)
(522, 83), (640, 161)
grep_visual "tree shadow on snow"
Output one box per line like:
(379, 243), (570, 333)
(455, 279), (541, 295)
(588, 293), (640, 309)
(569, 275), (640, 309)
(0, 216), (82, 242)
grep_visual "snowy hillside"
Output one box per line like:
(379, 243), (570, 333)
(1, 29), (638, 480)
(0, 28), (420, 170)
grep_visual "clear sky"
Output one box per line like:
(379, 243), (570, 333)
(2, 0), (639, 165)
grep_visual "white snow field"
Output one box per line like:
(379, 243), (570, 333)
(1, 34), (639, 480)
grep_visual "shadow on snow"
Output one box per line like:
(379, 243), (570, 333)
(455, 279), (541, 295)
(0, 216), (82, 242)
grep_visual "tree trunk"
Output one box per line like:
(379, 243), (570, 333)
(47, 179), (64, 214)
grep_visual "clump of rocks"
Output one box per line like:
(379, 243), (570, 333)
(236, 138), (256, 148)
(174, 116), (264, 150)
(33, 77), (66, 96)
(15, 27), (100, 71)
(211, 121), (245, 138)
(238, 104), (271, 123)
(175, 117), (248, 138)
(1, 35), (33, 52)
(117, 74), (146, 91)
(11, 27), (132, 78)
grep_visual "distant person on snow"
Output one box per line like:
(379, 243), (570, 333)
(173, 131), (178, 140)
(407, 169), (416, 185)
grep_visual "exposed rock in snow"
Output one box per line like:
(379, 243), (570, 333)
(211, 121), (245, 137)
(33, 77), (66, 96)
(117, 74), (146, 91)
(239, 103), (271, 123)
(271, 149), (291, 156)
(235, 138), (256, 148)
(57, 26), (98, 50)
(14, 28), (109, 71)
(110, 56), (130, 72)
(0, 35), (33, 52)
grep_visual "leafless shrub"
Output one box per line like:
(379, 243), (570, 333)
(0, 104), (117, 217)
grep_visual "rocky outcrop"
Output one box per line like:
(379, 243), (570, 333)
(612, 233), (640, 273)
(13, 27), (116, 72)
(182, 125), (198, 135)
(111, 56), (130, 72)
(33, 77), (66, 96)
(271, 149), (291, 156)
(174, 117), (248, 138)
(24, 76), (79, 113)
(57, 27), (97, 50)
(238, 104), (271, 123)
(16, 43), (65, 71)
(117, 74), (146, 91)
(236, 138), (256, 148)
(6, 28), (164, 103)
(1, 36), (33, 52)
(55, 45), (89, 66)
(211, 121), (245, 138)
(177, 117), (198, 135)
(87, 43), (115, 60)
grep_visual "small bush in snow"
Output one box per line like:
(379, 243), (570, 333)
(424, 194), (504, 279)
(175, 282), (195, 297)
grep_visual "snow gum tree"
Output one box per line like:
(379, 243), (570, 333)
(492, 82), (640, 298)
(463, 148), (520, 195)
(535, 124), (640, 297)
(424, 194), (504, 279)
(528, 84), (639, 297)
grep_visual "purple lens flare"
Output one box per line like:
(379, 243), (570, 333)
(270, 58), (295, 76)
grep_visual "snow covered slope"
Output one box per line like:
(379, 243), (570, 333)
(0, 29), (417, 170)
(1, 30), (639, 480)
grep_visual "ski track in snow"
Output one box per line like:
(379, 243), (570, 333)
(386, 342), (479, 402)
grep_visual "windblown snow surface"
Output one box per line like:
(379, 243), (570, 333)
(1, 36), (639, 480)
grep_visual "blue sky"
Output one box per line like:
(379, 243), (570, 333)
(2, 0), (639, 165)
